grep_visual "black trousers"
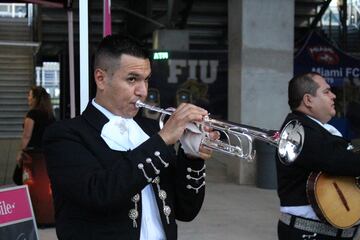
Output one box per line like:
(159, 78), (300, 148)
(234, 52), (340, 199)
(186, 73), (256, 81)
(278, 220), (356, 240)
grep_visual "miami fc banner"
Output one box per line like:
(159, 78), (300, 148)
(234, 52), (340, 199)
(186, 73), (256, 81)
(294, 31), (360, 87)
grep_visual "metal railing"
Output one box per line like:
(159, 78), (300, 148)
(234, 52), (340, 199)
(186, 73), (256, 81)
(321, 0), (360, 51)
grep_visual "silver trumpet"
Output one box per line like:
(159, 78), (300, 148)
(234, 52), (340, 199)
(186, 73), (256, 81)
(136, 100), (304, 164)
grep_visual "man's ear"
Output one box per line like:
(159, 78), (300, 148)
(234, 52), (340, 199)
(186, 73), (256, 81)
(303, 93), (312, 107)
(94, 68), (107, 90)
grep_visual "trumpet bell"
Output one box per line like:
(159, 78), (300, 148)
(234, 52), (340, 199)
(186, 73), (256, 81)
(278, 120), (304, 165)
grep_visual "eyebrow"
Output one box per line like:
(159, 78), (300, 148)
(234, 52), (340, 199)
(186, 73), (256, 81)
(127, 72), (152, 80)
(321, 86), (331, 92)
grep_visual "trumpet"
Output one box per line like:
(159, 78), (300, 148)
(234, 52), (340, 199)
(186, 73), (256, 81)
(136, 100), (304, 164)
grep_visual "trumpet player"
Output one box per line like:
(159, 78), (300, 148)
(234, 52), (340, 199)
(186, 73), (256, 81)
(43, 34), (219, 240)
(276, 72), (360, 240)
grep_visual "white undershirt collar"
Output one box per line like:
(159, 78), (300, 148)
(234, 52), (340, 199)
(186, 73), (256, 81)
(306, 115), (342, 137)
(92, 98), (114, 120)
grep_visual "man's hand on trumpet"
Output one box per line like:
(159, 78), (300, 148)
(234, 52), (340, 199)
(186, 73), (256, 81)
(197, 126), (220, 160)
(158, 103), (220, 160)
(158, 103), (207, 145)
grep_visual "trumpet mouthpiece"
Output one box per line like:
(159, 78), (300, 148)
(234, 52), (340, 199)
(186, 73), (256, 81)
(135, 100), (145, 109)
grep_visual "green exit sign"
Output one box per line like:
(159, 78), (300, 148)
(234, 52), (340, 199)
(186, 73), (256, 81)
(153, 52), (169, 60)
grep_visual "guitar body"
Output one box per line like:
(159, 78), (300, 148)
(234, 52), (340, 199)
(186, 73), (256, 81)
(307, 172), (360, 229)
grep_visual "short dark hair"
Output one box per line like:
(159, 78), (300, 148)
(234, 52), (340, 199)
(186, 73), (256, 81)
(288, 72), (322, 110)
(93, 35), (150, 73)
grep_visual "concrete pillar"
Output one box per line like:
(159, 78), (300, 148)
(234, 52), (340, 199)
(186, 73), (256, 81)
(227, 0), (294, 185)
(153, 29), (189, 50)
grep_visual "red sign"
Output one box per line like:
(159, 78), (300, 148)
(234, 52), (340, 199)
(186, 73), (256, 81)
(308, 46), (340, 65)
(0, 185), (39, 240)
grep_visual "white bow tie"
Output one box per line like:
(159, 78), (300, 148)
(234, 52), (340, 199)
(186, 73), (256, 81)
(101, 116), (149, 151)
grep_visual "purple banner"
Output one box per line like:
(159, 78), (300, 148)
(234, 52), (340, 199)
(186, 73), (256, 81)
(294, 31), (360, 87)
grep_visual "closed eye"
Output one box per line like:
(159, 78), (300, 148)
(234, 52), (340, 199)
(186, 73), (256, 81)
(323, 87), (332, 94)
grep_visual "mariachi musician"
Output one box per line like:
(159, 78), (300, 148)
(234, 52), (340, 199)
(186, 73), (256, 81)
(43, 34), (220, 240)
(276, 72), (360, 240)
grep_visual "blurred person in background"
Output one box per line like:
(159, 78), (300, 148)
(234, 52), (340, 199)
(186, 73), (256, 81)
(14, 86), (55, 185)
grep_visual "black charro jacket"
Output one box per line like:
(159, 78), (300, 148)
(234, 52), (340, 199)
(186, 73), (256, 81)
(276, 111), (360, 207)
(43, 103), (206, 240)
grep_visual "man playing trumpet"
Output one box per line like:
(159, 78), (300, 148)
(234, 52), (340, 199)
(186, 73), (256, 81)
(43, 34), (219, 240)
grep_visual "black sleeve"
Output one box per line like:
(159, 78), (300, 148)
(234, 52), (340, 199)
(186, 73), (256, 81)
(173, 147), (206, 222)
(26, 109), (37, 121)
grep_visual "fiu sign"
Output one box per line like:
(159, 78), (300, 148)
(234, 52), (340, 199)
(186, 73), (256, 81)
(167, 59), (219, 84)
(151, 51), (227, 118)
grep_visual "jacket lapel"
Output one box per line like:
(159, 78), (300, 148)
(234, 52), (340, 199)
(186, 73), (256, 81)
(82, 102), (109, 133)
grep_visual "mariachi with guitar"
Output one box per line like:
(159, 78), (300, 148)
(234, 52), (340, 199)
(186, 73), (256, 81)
(276, 113), (360, 240)
(279, 119), (360, 224)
